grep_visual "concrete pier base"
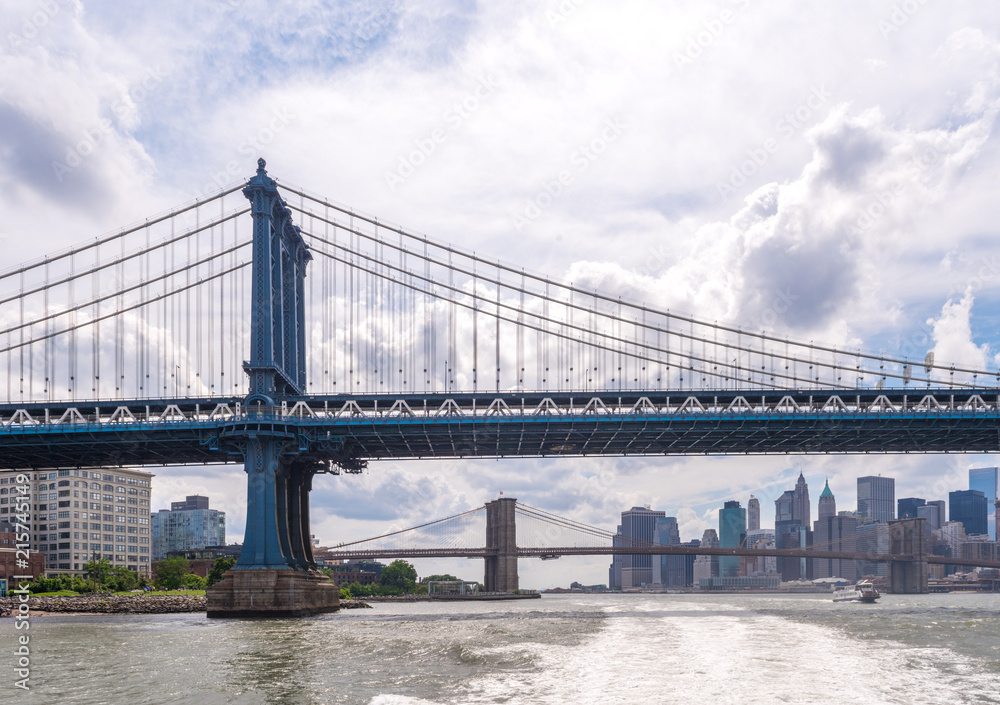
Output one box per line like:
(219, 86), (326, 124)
(206, 569), (340, 618)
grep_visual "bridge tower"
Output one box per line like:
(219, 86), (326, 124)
(886, 517), (928, 594)
(484, 497), (519, 592)
(207, 159), (339, 617)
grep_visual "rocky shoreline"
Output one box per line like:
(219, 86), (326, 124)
(0, 594), (371, 614)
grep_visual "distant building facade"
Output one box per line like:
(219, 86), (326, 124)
(151, 495), (226, 561)
(610, 506), (665, 589)
(858, 476), (895, 523)
(718, 501), (746, 578)
(949, 490), (988, 537)
(969, 467), (998, 540)
(747, 495), (760, 531)
(817, 480), (836, 520)
(897, 497), (926, 520)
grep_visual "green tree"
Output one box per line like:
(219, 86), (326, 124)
(181, 573), (206, 590)
(84, 558), (113, 590)
(155, 556), (191, 590)
(379, 559), (417, 592)
(107, 566), (140, 592)
(339, 586), (352, 600)
(421, 574), (460, 583)
(206, 556), (236, 586)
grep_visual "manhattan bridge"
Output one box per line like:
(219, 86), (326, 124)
(1, 160), (998, 612)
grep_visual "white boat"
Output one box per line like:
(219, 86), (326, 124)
(832, 580), (880, 603)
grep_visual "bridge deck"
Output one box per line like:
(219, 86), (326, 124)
(1, 389), (999, 468)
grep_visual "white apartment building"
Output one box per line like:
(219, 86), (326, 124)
(0, 467), (153, 576)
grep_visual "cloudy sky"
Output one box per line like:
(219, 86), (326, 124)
(3, 0), (1000, 587)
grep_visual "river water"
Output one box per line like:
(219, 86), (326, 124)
(6, 593), (1000, 704)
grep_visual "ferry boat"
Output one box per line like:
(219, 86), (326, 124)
(832, 580), (880, 603)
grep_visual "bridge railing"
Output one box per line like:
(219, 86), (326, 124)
(3, 390), (999, 429)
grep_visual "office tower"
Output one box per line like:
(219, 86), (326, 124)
(927, 499), (946, 523)
(917, 503), (942, 530)
(857, 476), (895, 523)
(775, 490), (795, 523)
(692, 529), (719, 584)
(949, 490), (988, 537)
(813, 514), (857, 581)
(747, 495), (760, 531)
(793, 472), (810, 526)
(652, 516), (680, 586)
(776, 522), (812, 581)
(897, 497), (926, 520)
(817, 480), (836, 520)
(613, 506), (666, 588)
(0, 467), (154, 576)
(609, 525), (624, 589)
(996, 500), (1000, 543)
(855, 522), (889, 578)
(151, 495), (226, 560)
(718, 501), (747, 578)
(969, 467), (998, 540)
(744, 529), (776, 575)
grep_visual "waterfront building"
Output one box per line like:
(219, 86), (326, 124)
(793, 472), (810, 527)
(897, 497), (926, 519)
(949, 490), (988, 538)
(817, 480), (836, 520)
(747, 495), (760, 531)
(611, 506), (665, 588)
(151, 495), (226, 561)
(0, 467), (153, 576)
(855, 522), (888, 578)
(718, 501), (746, 578)
(609, 524), (623, 589)
(857, 476), (895, 523)
(969, 467), (998, 540)
(1, 521), (46, 594)
(813, 514), (857, 581)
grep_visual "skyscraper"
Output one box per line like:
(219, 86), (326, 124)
(813, 513), (857, 581)
(917, 503), (943, 530)
(614, 506), (666, 588)
(747, 495), (760, 531)
(969, 467), (998, 540)
(949, 490), (988, 537)
(652, 516), (684, 587)
(718, 501), (746, 578)
(897, 497), (926, 520)
(857, 476), (895, 523)
(775, 490), (795, 523)
(793, 472), (810, 526)
(817, 480), (836, 520)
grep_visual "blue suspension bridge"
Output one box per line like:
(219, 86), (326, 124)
(0, 159), (997, 613)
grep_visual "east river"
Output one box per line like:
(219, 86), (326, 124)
(5, 593), (1000, 704)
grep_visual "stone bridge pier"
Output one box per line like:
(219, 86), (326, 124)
(484, 497), (519, 593)
(886, 517), (928, 594)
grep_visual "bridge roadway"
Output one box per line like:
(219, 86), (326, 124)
(320, 545), (1000, 571)
(2, 388), (1000, 468)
